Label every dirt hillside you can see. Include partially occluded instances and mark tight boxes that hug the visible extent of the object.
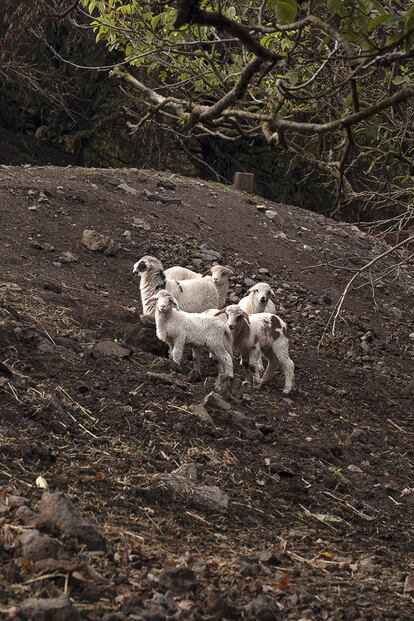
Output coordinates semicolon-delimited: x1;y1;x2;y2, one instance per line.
0;164;413;621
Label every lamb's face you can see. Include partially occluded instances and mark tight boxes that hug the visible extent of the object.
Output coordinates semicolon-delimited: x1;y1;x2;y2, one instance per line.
210;265;232;285
133;255;163;275
225;305;248;332
248;282;274;305
154;290;177;313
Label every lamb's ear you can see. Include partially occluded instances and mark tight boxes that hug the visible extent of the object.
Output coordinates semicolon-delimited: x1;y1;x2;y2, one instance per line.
171;296;179;309
243;313;250;324
214;308;227;316
202;268;212;277
147;295;157;303
270;288;275;298
223;267;234;276
247;286;258;294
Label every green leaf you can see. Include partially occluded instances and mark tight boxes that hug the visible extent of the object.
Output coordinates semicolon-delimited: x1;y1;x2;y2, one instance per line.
368;14;403;32
272;0;297;25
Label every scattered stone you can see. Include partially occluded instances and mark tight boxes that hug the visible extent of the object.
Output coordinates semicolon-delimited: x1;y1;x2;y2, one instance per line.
348;464;363;474
132;217;145;228
16;505;40;526
17;594;80;621
156;179;177;191
92;340;130;359
37;192;49;203
203;392;232;412
60;251;79;263
234;171;255;193
0;501;7;515
41;281;62;294
244;277;256;288
38;491;107;551
28;205;39;211
117;182;137;195
159;566;197;592
160;474;229;513
173;463;198;481
123;230;132;239
404;574;414;593
7;495;29;508
19;529;58;561
274;231;287;240
30;241;55;252
258;268;269;275
188;403;214;426
265;209;278;221
256;205;267;213
82;229;119;256
409;333;414;341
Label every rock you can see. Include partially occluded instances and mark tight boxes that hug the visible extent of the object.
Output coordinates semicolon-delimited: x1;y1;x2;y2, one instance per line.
156;179;177;191
265;209;279;221
244;277;256;288
188;403;214;426
28;205;39;211
103;614;126;621
60;251;79;263
7;495;29;508
38;491;107;551
117;182;137;195
348;464;363;474
203;392;232;411
409;333;414;341
19;529;58;561
256;205;267;213
92;340;131;359
0;501;7;515
41;282;62;294
82;229;119;256
274;231;287;240
30;241;55;252
17;594;80;621
158;566;197;592
123;230;132;239
132;217;145;228
15;505;40;526
160;474;229;513
258;268;269;275
173;463;198;481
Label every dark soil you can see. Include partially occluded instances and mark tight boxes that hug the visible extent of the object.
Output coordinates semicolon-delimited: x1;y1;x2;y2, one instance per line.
0;164;413;620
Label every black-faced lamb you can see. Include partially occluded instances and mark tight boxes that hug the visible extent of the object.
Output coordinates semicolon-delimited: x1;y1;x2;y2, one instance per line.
133;256;219;315
150;290;233;378
216;304;294;394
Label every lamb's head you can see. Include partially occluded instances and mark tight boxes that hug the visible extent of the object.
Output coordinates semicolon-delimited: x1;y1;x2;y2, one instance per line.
150;289;179;314
247;282;274;307
216;304;249;334
133;255;164;276
204;265;233;286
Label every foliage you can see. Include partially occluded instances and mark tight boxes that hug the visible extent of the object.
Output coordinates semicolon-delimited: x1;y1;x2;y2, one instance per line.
77;1;414;223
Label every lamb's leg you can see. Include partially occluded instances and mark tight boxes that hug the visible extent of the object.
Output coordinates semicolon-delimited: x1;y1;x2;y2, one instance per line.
272;338;295;394
257;351;277;388
188;348;202;380
171;338;185;368
248;346;262;385
214;346;233;378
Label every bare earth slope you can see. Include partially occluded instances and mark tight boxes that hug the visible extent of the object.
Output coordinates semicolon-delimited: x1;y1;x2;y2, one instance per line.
0;165;413;620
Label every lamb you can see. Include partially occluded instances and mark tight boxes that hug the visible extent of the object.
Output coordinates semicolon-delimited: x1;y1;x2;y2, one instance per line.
150;289;233;378
132;256;219;315
215;305;294;394
239;282;276;314
204;265;233;308
164;266;202;281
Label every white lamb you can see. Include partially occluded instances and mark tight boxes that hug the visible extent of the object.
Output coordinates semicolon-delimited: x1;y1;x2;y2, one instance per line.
133;256;219;315
204;265;233;308
215;305;294;394
239;282;276;314
164;266;202;281
150;290;233;378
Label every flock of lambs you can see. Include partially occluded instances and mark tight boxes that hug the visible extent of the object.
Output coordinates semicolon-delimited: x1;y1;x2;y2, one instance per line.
133;256;295;395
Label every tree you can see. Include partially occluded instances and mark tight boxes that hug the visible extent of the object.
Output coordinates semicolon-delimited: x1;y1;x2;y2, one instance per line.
68;0;414;227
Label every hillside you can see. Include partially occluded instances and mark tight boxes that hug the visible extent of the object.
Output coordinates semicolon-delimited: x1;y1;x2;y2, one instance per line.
0;164;413;620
